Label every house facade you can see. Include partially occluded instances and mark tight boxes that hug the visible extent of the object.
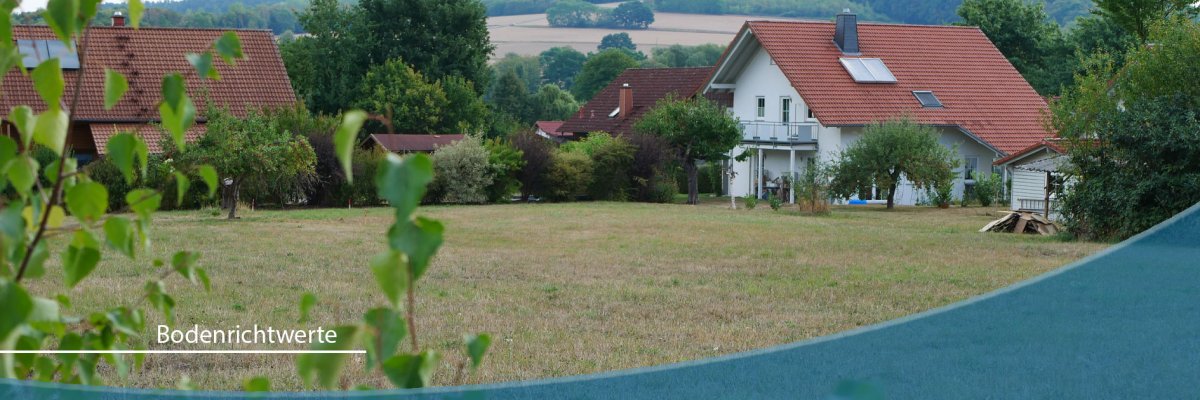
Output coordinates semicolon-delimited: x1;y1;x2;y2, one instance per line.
705;12;1052;205
1;18;296;161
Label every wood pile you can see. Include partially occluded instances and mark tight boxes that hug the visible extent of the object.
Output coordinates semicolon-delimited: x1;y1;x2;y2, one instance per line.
980;212;1060;235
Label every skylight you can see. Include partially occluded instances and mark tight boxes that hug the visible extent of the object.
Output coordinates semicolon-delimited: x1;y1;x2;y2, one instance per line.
609;107;620;118
17;39;80;69
913;91;943;108
839;58;896;83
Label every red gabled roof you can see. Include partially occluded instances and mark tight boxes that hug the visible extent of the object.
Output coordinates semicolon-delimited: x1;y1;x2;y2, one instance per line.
993;139;1065;166
2;25;296;121
535;120;567;137
741;20;1052;154
560;67;715;136
370;134;464;153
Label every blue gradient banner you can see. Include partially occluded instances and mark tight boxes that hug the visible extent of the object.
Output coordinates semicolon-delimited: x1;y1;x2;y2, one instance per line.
5;203;1199;399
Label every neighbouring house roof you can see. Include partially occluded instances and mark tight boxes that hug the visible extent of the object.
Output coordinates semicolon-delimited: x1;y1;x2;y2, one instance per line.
90;123;206;155
1016;154;1071;173
560;67;720;136
2;25;296;152
994;139;1065;166
370;134;465;153
535;120;567;138
711;20;1052;155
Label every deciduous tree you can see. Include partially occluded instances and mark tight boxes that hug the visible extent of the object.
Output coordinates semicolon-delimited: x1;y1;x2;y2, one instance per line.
634;96;741;205
828;118;958;209
572;49;638;102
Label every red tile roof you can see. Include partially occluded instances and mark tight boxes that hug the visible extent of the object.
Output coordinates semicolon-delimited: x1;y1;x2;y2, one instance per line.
739;20;1052;154
3;25;296;121
993;139;1065;166
535;120;567;137
370;134;465;153
90;123;206;155
560;67;715;136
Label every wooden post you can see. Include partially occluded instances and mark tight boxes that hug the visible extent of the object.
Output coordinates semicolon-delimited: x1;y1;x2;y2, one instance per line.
1044;171;1052;220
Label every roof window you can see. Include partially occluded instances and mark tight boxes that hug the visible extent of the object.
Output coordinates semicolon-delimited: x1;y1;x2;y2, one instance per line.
839;58;896;83
913;91;943;108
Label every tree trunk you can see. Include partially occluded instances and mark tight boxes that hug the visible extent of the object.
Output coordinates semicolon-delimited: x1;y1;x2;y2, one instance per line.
886;182;897;209
227;181;240;219
685;159;699;205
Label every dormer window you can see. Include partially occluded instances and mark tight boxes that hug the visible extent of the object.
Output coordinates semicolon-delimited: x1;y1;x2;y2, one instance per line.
913;91;943;108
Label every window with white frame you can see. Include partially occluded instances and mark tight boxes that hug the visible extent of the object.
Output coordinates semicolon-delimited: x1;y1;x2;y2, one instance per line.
781;97;792;123
964;157;979;181
756;97;766;119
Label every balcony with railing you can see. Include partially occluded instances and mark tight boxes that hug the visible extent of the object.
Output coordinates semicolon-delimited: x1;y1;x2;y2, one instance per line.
740;121;818;144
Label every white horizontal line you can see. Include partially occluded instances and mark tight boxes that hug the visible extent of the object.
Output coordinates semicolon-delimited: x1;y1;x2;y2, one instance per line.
0;350;366;354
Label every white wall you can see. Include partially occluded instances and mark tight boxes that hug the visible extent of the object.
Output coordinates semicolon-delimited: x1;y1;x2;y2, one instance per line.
1006;149;1059;211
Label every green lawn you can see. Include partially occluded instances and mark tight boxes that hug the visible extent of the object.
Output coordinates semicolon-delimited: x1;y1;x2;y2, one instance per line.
27;200;1105;390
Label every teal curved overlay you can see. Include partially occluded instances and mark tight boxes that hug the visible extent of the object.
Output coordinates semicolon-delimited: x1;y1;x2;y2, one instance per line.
5;203;1200;399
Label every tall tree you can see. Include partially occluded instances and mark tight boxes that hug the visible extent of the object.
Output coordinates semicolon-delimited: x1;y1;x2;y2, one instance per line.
958;0;1068;94
572;49;638;102
489;70;534;124
357;0;494;91
828;118;959;209
634;96;741;205
439;76;491;134
357;59;450;134
492;53;542;93
539;46;587;89
599;32;637;52
608;1;655;29
531;84;580;121
1093;0;1199;42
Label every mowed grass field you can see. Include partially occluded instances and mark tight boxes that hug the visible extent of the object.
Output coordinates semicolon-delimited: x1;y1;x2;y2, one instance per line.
487;12;801;59
27;200;1105;390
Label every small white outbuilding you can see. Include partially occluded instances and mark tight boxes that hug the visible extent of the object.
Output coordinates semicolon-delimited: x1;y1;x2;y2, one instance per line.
994;141;1070;220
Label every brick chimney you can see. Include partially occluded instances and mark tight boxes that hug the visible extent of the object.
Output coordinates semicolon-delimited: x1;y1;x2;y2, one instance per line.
834;9;858;54
112;11;126;27
618;83;633;119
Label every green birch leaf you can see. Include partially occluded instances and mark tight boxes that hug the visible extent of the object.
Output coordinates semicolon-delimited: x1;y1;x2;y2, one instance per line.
44;0;78;47
375;153;434;219
33;108;68;155
386;216;443;281
144;281;175;325
6;156;37;197
128;0;144;28
197;165;218;197
0;2;14;44
185;52;219;80
63;230;101;288
214;31;243;65
298;293;316;324
171;251;200;284
381;351;440;389
0;280;33;362
464;333;491;369
194;267;211;291
296;325;359;389
31;58;64;108
7;106;35;148
105;133;143;185
370;250;407;308
362;307;407;369
173;171;190;207
243;376;270;392
334;110;366;183
102;217;135;258
103;69;128;110
126;189;161;222
65;181;108;223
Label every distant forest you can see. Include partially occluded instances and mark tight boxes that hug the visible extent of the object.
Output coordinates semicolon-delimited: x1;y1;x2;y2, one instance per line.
11;0;1096;34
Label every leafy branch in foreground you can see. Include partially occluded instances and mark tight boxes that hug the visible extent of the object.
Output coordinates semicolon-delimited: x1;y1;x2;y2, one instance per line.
0;0;240;384
289;113;491;390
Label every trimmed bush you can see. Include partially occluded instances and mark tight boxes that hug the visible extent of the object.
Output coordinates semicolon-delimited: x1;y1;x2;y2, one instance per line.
649;179;678;204
431;136;493;204
484;137;525;203
972;171;1002;207
626;133;674;202
571;133;634;201
543;150;594;201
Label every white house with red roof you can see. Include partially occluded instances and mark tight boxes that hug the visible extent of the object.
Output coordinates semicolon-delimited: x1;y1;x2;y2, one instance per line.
705;11;1052;205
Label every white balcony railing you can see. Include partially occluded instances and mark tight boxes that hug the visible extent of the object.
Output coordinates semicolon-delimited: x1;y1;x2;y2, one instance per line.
740;121;818;143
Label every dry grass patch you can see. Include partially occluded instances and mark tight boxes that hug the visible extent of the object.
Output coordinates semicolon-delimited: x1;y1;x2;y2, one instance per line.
27;200;1104;390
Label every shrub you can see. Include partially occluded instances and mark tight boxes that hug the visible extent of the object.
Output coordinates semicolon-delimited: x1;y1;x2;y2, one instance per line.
794;162;832;214
511;130;555;200
743;195;758;210
972;171;1002;207
626;133;674;202
697;163;723;195
578;133;635;201
649;179;678;204
768;193;782;211
484;137;525;203
543;150;594;201
431;136;493;204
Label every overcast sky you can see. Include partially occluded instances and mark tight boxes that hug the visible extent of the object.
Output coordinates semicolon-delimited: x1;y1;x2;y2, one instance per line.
16;0;150;13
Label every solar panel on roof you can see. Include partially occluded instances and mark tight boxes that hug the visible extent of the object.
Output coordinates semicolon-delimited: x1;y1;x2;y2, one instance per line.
17;39;79;69
839;58;897;83
913;91;943;108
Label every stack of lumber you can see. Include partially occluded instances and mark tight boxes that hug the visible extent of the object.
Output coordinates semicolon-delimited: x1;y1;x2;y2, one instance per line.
980;212;1060;235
